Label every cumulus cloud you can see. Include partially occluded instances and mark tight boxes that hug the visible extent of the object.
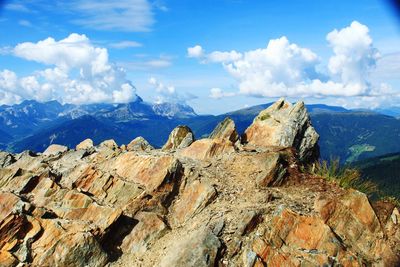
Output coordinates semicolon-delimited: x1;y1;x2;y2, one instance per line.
209;88;236;99
187;45;242;63
187;45;205;58
148;77;196;104
0;34;137;105
189;21;389;102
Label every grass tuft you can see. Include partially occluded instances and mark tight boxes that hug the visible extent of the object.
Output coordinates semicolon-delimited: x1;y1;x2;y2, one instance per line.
307;158;378;197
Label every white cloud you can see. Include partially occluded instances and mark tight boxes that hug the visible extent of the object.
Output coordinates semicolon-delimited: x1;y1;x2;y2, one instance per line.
0;34;138;105
209;88;236;99
327;21;380;95
187;45;242;63
148;77;196;104
5;0;155;32
187;45;205;58
109;41;143;49
190;21;392;103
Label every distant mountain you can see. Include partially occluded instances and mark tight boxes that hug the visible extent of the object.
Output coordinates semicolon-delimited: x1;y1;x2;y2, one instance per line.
3;99;400;164
353;152;400;199
10;115;126;152
0;98;197;149
373;107;400;117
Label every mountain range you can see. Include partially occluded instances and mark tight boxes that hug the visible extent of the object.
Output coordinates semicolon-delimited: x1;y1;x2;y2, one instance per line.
1;98;400;163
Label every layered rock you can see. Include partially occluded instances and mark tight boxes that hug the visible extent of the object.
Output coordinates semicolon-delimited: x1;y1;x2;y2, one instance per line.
209;117;239;143
243;98;319;163
126;136;154;151
162;126;194;150
0;99;398;267
76;138;94;150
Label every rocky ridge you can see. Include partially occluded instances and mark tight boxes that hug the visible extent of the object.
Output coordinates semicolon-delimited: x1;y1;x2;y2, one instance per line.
0;99;399;267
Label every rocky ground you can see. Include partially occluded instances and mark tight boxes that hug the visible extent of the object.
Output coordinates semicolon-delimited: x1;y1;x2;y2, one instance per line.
0;99;399;267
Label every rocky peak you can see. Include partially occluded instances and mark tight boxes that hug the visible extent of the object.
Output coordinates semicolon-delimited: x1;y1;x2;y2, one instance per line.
243;98;319;163
0;99;398;267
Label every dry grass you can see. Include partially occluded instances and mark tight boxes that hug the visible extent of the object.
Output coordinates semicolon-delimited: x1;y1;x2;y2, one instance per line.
307;158;378;197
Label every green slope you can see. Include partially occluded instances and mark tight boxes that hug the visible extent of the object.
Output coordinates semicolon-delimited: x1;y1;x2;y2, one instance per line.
352;153;400;199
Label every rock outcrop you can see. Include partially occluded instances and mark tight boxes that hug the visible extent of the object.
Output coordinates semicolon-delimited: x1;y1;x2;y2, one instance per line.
162;125;194;150
126;136;154;152
76;138;94;150
0;99;398;267
209;117;240;143
243;98;319;163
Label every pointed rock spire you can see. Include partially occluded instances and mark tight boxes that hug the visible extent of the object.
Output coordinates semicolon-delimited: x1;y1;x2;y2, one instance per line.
243;98;319;163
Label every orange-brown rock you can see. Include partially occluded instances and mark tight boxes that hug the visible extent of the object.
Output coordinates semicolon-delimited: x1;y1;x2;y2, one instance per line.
43;144;68;156
178;138;235;160
0;98;398;267
126;136;154;151
243;98;319;162
121;212;167;254
114;152;181;192
76;138;94;150
209;117;239;143
170;180;216;226
314;190;399;265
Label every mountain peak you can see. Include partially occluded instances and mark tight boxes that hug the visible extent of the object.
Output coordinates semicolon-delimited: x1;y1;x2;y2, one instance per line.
0;99;398;266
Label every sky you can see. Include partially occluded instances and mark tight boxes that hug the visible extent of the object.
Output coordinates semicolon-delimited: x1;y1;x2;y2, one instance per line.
0;0;399;114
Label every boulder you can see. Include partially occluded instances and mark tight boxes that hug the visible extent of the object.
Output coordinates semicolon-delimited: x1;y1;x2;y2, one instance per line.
127;136;154;152
43;144;68;156
162;126;194;150
178;139;235;161
0;152;15;168
243;98;319;163
161;227;221;267
170;180;216;226
99;139;118;150
75;138;94;150
221;150;292;187
30;219;108;267
121;212;167;254
209;117;239;143
114;152;182;193
314;190;399;265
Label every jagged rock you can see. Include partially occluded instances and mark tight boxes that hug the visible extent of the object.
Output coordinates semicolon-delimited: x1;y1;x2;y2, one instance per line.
178;138;235;160
243;98;319;163
121;212;167;254
0;250;18;267
209;117;239;143
221;149;294;187
43;144;68;156
0;100;399;267
30;219;108;267
0;152;15;168
171;180;216;226
160;227;221;267
314;190;399;265
127;136;154;151
75;138;94;150
113;152;182;193
99;139;118;150
162;126;194;150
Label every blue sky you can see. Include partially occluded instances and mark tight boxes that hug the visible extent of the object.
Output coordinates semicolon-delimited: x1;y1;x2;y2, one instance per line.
0;0;399;114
